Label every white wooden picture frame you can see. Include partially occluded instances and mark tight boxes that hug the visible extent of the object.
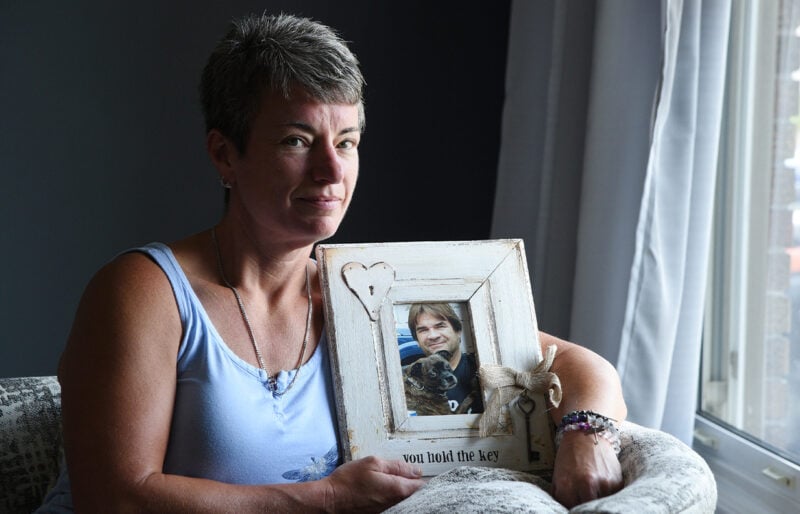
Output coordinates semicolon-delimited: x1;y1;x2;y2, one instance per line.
316;239;555;477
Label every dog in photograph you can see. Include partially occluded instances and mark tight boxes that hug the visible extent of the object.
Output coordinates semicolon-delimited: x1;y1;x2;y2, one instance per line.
403;350;458;416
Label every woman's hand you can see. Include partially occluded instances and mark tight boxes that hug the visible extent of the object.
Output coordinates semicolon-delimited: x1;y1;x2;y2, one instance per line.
322;456;425;513
550;431;623;508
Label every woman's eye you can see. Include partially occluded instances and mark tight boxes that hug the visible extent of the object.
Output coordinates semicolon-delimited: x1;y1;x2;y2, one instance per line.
284;136;305;147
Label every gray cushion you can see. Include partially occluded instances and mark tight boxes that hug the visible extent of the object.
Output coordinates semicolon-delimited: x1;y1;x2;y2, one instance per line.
0;376;62;513
387;422;717;513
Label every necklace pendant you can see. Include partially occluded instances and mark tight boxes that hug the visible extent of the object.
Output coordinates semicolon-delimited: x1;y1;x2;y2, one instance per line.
267;376;278;392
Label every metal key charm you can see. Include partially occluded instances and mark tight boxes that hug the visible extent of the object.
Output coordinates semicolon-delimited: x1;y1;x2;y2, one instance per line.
517;392;540;462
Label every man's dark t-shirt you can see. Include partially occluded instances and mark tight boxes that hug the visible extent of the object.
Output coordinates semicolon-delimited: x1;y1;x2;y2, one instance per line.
446;353;484;414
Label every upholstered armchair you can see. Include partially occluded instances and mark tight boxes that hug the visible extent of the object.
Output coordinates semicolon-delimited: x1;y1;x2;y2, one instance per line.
0;376;716;513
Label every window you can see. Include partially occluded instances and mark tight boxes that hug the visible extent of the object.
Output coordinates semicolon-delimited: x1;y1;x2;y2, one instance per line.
698;0;800;512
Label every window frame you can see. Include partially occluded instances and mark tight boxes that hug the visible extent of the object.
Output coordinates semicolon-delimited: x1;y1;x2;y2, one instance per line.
696;0;800;511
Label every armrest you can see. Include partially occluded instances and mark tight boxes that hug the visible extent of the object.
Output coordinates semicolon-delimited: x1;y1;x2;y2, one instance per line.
572;421;716;513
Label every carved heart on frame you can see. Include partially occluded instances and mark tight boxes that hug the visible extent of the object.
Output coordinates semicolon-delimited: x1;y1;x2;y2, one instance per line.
341;261;395;321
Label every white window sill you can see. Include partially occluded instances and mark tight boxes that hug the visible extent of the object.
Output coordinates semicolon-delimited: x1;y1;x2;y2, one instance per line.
693;415;800;513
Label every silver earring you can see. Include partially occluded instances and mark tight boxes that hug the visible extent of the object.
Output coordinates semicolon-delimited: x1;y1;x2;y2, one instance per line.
219;177;232;189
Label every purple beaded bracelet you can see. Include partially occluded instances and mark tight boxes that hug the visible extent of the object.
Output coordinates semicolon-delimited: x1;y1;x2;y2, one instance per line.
554;410;621;454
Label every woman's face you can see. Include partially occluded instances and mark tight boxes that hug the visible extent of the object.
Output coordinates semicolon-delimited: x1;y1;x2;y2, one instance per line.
226;88;361;247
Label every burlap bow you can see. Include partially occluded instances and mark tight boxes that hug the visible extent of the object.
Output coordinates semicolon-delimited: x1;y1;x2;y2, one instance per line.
478;344;562;437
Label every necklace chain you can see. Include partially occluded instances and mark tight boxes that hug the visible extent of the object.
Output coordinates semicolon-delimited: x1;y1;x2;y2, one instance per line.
211;227;312;396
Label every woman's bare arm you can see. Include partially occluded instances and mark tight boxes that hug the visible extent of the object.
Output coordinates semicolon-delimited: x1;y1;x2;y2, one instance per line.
541;332;626;422
540;332;627;508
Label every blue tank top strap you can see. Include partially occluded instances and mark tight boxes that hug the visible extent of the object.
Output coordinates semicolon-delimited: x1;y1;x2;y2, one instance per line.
125;242;193;325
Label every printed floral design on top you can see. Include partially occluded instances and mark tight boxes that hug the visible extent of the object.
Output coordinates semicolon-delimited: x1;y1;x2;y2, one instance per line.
281;445;339;482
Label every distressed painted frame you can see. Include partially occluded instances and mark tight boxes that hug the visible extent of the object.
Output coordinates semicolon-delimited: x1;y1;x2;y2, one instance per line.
316;240;555;476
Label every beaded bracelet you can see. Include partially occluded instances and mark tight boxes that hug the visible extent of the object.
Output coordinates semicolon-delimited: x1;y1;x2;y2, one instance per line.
554;410;621;455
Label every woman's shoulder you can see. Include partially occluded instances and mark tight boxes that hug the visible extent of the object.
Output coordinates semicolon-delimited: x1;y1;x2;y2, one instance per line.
90;245;175;297
73;238;200;335
91;230;207;293
59;243;186;387
79;233;214;329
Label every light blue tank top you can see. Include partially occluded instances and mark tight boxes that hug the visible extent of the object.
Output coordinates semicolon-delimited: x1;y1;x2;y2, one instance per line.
38;243;339;511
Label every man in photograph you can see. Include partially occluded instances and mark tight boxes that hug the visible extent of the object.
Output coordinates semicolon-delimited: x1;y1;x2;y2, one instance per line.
406;303;484;414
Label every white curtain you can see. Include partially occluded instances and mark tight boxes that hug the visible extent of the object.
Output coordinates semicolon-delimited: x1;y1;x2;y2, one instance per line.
493;0;731;443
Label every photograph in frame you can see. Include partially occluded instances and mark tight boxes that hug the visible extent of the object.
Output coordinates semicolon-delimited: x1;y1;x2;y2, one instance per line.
316;240;556;477
396;302;484;416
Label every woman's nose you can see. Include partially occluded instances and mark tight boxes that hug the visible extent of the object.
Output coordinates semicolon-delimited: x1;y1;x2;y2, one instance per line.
311;144;344;183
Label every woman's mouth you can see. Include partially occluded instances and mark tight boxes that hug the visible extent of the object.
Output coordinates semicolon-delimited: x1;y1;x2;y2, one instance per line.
299;195;342;211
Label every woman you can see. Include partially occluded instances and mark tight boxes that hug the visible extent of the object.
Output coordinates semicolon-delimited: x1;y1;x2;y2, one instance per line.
42;13;625;512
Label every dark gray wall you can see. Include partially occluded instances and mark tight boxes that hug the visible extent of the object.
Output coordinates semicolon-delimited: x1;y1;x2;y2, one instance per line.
0;1;510;377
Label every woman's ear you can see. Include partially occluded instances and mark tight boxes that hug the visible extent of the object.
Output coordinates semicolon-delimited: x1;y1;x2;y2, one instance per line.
206;129;238;186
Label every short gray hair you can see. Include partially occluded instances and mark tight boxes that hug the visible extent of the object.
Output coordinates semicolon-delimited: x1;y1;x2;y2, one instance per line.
200;13;365;153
